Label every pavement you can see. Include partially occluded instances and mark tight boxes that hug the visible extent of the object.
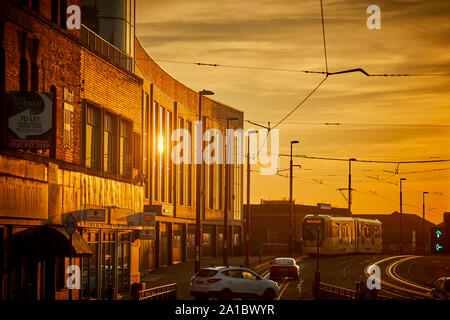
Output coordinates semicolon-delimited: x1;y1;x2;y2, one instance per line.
140;255;276;300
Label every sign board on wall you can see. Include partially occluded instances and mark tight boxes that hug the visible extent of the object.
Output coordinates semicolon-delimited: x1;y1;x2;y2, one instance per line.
83;209;106;222
140;212;156;226
7;91;53;149
139;229;156;240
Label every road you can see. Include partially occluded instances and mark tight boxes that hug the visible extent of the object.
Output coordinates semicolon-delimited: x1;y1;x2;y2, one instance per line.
142;254;450;300
260;254;450;300
365;255;450;299
257;254;384;300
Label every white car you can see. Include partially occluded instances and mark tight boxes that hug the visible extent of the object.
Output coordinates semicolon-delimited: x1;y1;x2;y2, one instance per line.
190;266;279;300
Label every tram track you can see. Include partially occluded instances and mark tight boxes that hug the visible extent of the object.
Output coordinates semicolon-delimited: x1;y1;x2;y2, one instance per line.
367;255;432;299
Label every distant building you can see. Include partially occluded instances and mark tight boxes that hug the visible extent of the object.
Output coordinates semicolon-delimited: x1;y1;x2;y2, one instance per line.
245;200;349;255
354;212;436;255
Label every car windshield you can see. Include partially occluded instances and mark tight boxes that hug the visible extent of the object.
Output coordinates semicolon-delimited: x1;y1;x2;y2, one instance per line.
274;258;295;265
196;269;218;277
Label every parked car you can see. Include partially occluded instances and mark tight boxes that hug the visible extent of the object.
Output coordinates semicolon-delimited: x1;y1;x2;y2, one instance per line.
270;257;299;280
190;266;279;300
431;277;450;300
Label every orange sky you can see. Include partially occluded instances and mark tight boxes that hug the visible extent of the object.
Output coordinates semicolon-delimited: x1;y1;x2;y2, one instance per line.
136;0;450;224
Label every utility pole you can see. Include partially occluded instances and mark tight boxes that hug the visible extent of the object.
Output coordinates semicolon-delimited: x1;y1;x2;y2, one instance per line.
348;158;356;215
246;130;257;266
289;140;299;256
422;191;428;255
224;116;238;266
195;89;214;274
399;178;406;255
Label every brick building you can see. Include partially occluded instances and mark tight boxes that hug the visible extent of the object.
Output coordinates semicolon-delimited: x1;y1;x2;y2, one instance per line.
0;0;244;301
245;200;349;255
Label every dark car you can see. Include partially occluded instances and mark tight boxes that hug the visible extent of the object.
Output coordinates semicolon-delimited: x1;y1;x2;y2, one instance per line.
270;258;299;280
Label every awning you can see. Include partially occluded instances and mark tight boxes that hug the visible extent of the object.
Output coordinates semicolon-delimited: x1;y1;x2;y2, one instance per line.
13;225;92;260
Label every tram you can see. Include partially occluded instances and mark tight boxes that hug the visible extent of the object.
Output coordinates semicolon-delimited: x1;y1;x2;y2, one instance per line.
302;215;382;255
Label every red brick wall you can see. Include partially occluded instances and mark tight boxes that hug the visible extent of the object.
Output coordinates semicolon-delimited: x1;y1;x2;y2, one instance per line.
1;0;82;164
81;47;143;179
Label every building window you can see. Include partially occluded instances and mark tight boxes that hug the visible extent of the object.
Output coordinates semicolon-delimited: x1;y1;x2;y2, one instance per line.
119;118;132;178
63;102;73;149
85;104;101;169
216;164;222;210
118;232;130;293
177;117;184;206
60;0;67;29
51;0;58;24
104;112;117;173
31;0;39;12
81;230;99;300
30;63;38;91
186;121;192;206
19;58;28;91
152;102;159;201
166;110;173;204
144;93;149;199
101;231;115;299
159;105;165;202
133;132;141;170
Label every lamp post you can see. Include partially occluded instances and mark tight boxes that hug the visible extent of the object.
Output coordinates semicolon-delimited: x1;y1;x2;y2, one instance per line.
289;140;299;256
348;158;356;215
246;130;257;266
224;116;239;266
422;191;428;255
195;89;214;274
399;178;406;255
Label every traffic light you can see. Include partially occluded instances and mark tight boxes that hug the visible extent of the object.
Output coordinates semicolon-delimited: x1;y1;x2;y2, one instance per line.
430;226;447;254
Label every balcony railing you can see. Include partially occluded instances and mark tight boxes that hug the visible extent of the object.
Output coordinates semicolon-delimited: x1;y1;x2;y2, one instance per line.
81;25;134;73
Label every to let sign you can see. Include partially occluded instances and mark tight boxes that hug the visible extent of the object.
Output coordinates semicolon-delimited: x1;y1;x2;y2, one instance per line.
7;91;53;149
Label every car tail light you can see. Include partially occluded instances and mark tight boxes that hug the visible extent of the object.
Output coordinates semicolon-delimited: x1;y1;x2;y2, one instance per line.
207;278;222;283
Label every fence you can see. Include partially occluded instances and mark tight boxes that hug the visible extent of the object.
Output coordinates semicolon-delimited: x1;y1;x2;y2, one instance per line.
138;283;177;301
315;281;377;300
81;25;135;73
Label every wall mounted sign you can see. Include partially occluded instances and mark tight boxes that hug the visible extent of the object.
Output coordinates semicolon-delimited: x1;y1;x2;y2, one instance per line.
140;212;156;226
7;91;52;149
138;229;156;240
83;209;106;222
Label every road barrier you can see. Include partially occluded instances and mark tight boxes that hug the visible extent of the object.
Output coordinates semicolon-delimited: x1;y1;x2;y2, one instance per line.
138;283;177;300
314;281;377;300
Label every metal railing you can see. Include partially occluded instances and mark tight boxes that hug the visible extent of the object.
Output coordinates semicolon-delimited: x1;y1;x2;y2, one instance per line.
317;282;356;300
138;283;177;300
315;281;378;300
81;25;135;73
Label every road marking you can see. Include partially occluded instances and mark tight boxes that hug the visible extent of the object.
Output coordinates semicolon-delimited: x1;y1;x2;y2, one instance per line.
368;255;431;299
388;256;432;293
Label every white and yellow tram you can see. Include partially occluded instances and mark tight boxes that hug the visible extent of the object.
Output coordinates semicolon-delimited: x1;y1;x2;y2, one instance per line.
302;215;382;255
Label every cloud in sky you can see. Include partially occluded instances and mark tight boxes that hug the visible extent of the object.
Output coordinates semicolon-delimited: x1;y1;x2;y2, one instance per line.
136;0;450;223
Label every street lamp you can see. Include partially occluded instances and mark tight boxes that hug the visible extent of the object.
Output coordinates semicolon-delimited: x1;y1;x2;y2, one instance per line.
246;130;258;266
195;89;214;274
399;178;406;255
348;158;357;215
422;192;429;255
224;116;239;266
289;140;299;256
